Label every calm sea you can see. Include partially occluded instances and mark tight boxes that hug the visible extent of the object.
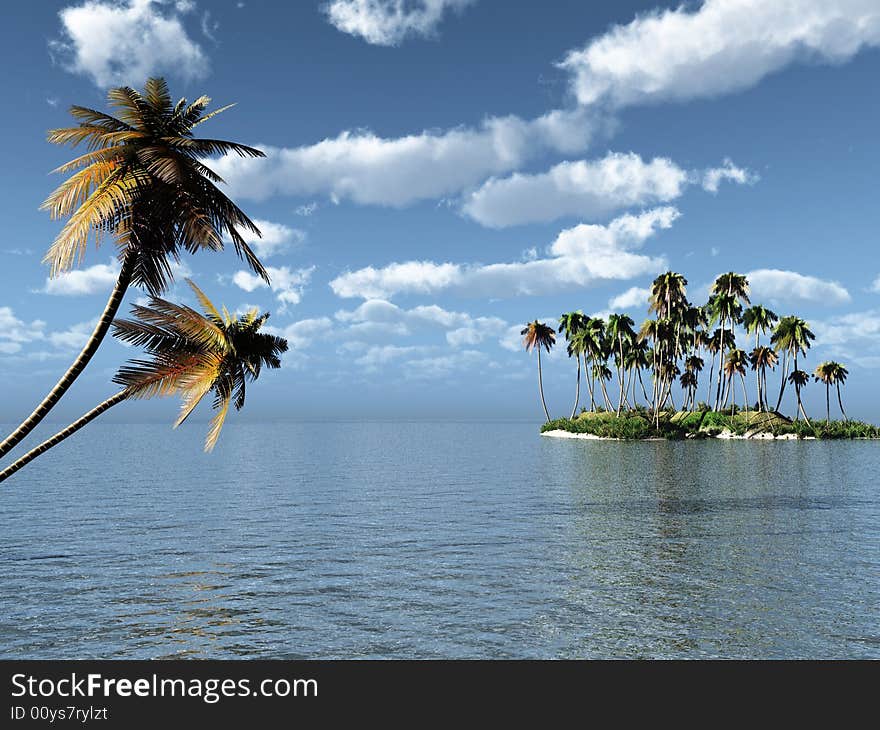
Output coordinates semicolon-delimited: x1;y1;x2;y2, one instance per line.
1;421;877;659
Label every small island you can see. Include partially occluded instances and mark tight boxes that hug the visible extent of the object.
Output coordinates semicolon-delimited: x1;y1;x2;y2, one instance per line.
522;270;880;441
541;409;880;441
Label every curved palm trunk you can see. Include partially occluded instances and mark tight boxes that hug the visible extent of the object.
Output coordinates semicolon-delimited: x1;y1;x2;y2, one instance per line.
0;252;135;460
714;322;726;410
584;353;596;411
0;392;127;484
570;357;581;420
836;383;848;422
740;373;750;424
536;348;550;423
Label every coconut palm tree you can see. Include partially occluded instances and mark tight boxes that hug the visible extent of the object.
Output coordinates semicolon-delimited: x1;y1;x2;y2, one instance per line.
0;281;287;484
723;349;749;413
813;361;849;423
607;313;636;414
787;369;811;423
0;78;268;461
743;304;778;410
582;317;609;411
558;311;587;419
683;354;704;411
771;316;815;413
748;346;778;412
522;320;556;422
624;339;651;407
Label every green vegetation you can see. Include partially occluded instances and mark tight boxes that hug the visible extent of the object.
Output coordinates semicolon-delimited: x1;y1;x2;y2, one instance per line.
523;268;877;440
541;410;880;440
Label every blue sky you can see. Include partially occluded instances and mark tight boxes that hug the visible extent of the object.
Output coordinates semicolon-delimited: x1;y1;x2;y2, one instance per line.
2;0;880;426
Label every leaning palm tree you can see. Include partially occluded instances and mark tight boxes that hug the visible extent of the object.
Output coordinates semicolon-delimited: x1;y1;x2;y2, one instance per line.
607;313;635;415
771;316;815;414
787;369;811;423
0;281;287;484
813;361;849;423
522;320;555;422
558;311;587;419
0;78;268;461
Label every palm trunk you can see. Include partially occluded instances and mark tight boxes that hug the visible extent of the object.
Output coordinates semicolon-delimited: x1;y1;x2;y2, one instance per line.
537;348;550;423
570;357;581;420
775;353;789;412
836;383;848;422
825;383;831;424
740;373;750;424
0;392;127;484
584;354;596;411
0;252;135;461
715;322;726;410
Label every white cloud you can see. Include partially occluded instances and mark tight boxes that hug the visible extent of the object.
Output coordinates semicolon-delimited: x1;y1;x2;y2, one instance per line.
212;108;598;207
747;269;851;306
870;274;880;293
294;202;319;217
48;319;98;350
0;307;47;354
355;344;429;369
702;159;758;193
402;349;489;379
462;153;755;227
812;309;880;368
41;261;119;296
224;219;305;259
463;153;687;227
560;0;880;108
324;0;474;46
51;0;208;88
335;299;507;345
330;206;678;300
232;265;316;309
266;317;334;350
608;286;650;311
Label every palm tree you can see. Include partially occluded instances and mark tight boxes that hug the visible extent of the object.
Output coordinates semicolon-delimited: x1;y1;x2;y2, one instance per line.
522;320;556;422
813;361;849;423
787;369;811;423
743;304;778;410
723;349;749;413
624;339;651;407
607;313;636;415
748;346;778;412
582;317;609;411
558;311;587;419
683;354;704;411
0;281;287;483
771;316;815;414
709;273;749;410
0;78;268;461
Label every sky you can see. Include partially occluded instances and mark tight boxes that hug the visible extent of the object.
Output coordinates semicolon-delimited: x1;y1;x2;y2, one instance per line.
1;0;880;427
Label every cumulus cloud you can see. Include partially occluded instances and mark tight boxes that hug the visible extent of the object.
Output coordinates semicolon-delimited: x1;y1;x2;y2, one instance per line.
462;154;755;227
232;265;316;309
324;0;474;46
266;317;334;350
51;0;208;88
41;261;119;296
224;219;305;259
402;349;489;379
330;206;678;300
48;319;99;350
211;108;598;207
746;269;851;306
0;307;47;355
812;309;880;368
463;153;681;227
608;286;650;311
335;299;507;345
559;0;880;108
870;274;880;293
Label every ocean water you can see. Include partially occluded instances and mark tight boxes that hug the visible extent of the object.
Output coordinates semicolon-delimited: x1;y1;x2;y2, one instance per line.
0;421;877;659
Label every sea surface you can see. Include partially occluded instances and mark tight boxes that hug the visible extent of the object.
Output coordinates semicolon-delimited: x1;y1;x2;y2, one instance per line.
1;421;878;659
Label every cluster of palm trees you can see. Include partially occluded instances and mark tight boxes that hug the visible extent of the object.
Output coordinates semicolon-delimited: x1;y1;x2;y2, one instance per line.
522;270;850;426
0;79;287;484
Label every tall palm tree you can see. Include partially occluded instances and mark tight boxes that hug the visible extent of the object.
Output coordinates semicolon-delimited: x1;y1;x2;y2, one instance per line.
748;346;778;412
723;348;748;413
522;320;556;422
709;273;750;411
607;313;636;415
813;361;849;423
787;369;811;423
582;317;608;411
771;316;815;414
683;354;704;411
743;304;778;410
558;311;587;419
0;78;268;461
0;281;287;484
